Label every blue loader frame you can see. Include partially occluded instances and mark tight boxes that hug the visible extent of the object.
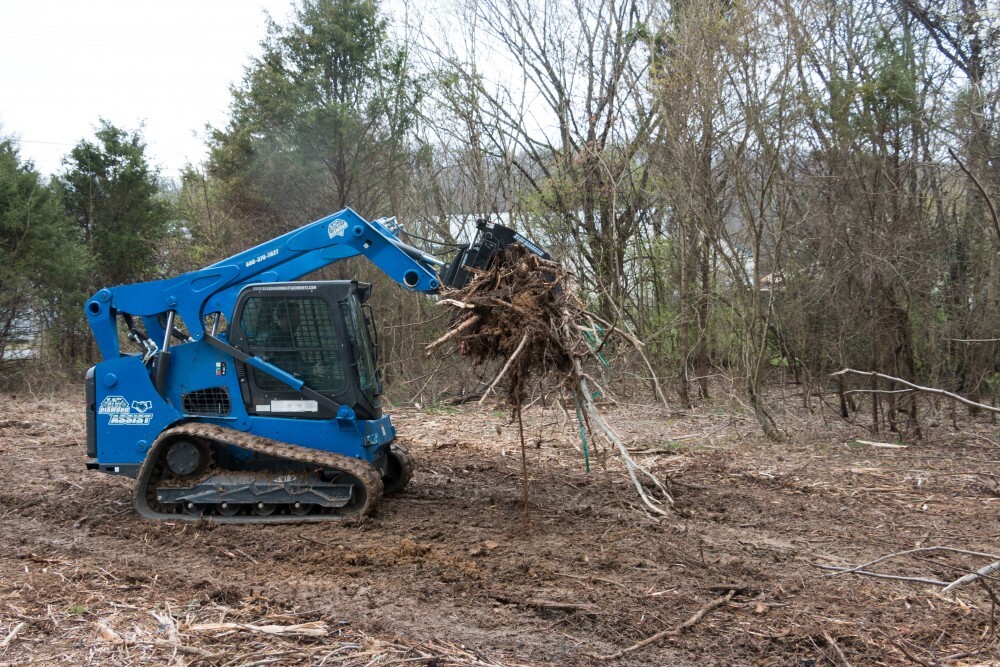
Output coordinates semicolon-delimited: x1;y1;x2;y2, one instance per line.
84;208;443;477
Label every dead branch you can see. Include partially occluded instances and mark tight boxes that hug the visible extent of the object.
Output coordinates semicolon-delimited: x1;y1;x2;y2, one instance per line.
524;598;598;613
943;559;1000;592
0;622;25;649
832;369;1000;414
893;639;933;667
582;313;670;409
515;391;531;526
821;546;1000;577
843;388;915;396
854;440;907;449
438;298;475;309
813;564;950;586
823;631;852;667
478;332;530;406
592;589;735;660
815;546;1000;591
144;639;221;659
426;315;480;355
187;621;329;637
578;367;672;513
948;146;1000;246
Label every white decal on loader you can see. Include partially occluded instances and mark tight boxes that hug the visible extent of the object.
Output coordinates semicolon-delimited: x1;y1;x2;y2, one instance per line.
271;400;318;412
327;220;348;239
98;396;130;414
99;395;154;426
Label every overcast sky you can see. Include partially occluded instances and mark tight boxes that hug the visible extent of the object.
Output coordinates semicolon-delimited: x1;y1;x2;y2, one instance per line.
0;0;300;179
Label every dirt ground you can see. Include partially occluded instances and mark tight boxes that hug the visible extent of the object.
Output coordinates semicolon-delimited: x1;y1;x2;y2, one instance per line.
1;387;998;666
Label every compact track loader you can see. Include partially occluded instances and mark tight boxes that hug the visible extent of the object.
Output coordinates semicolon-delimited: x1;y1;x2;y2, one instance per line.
84;209;547;523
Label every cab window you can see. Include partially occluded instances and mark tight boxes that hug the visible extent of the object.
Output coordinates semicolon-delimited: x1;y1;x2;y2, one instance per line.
241;296;347;393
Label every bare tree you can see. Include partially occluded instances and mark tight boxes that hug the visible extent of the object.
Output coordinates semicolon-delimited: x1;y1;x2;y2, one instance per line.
430;0;657;320
649;0;800;437
649;0;733;406
900;0;1000;407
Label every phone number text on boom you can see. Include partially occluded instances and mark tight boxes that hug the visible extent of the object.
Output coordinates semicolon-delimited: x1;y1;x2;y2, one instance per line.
245;249;279;268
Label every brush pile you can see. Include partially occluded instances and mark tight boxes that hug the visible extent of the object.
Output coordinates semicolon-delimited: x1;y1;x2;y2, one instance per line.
427;245;579;399
427;244;673;517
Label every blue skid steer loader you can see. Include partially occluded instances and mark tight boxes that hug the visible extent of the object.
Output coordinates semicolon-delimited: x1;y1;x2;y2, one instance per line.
84;209;548;523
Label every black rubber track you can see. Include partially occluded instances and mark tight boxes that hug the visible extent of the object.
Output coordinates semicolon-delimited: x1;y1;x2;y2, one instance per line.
382;443;414;495
135;423;384;524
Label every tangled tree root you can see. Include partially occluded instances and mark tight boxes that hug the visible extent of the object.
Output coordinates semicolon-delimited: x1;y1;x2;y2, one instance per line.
427;245;672;518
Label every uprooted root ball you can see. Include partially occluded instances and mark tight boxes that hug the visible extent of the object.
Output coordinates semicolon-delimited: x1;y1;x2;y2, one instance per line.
427;242;674;516
428;244;585;399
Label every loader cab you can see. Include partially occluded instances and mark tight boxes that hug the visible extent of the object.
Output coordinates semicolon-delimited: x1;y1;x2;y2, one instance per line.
229;281;382;420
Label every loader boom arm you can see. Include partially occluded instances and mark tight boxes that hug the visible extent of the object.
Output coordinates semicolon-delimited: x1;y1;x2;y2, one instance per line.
86;208;442;360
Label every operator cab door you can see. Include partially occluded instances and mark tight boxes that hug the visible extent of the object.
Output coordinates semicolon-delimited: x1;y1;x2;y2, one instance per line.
229;281;382;420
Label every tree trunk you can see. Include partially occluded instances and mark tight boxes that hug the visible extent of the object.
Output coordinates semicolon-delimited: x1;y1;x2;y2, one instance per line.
696;236;711;398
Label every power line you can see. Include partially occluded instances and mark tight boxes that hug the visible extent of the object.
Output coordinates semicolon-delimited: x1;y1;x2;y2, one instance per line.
17;139;75;147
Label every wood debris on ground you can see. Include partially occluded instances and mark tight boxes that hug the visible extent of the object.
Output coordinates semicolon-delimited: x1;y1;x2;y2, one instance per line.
6;594;516;666
2;393;1000;665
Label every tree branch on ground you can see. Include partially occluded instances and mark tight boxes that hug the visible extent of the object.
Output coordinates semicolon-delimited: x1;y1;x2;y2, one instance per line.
832;369;1000;415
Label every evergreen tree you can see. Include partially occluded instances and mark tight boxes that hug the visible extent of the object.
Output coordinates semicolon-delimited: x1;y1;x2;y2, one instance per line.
207;0;421;231
0;136;87;372
58;120;169;289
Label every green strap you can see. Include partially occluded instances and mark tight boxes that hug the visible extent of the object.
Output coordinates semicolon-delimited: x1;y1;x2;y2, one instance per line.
574;395;591;473
582;326;610;369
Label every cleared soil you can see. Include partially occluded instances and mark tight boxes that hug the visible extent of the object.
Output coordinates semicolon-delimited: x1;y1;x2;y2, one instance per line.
0;389;998;666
